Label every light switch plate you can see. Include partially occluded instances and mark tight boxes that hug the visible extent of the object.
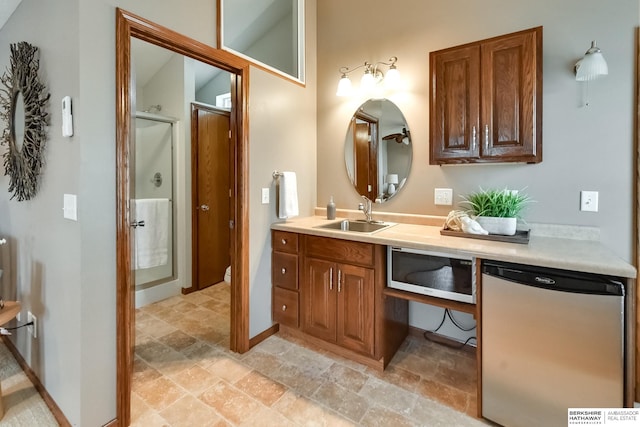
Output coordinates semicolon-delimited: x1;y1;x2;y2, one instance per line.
580;190;598;212
63;194;78;220
434;188;453;206
261;188;269;204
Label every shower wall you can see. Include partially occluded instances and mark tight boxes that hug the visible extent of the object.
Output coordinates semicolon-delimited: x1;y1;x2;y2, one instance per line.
133;48;194;308
134;115;174;289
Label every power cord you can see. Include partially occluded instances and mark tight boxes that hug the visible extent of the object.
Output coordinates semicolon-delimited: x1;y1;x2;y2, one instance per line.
1;321;34;335
423;308;476;349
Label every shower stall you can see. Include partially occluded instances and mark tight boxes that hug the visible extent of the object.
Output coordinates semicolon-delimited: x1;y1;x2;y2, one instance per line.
134;112;176;292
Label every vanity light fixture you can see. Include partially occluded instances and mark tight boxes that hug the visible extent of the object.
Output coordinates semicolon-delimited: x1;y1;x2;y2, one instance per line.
575;41;608;81
336;56;400;97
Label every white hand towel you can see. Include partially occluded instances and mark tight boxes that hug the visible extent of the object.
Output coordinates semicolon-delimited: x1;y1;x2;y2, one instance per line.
133;198;169;269
278;171;299;219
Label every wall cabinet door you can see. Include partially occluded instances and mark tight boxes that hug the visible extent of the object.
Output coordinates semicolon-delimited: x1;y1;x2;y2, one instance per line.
430;44;481;162
302;257;337;343
481;30;541;161
430;27;542;164
336;263;374;356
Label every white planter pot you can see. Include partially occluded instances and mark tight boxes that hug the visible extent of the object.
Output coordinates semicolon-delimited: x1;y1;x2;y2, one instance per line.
476;216;517;236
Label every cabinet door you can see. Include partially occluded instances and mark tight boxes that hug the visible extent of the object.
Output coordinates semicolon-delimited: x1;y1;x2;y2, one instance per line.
481;28;541;162
336;263;375;356
430;44;481;164
302;258;337;343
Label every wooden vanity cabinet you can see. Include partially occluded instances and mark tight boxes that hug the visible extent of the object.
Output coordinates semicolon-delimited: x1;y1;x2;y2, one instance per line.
272;231;299;327
430;26;542;165
303;256;375;356
272;231;408;370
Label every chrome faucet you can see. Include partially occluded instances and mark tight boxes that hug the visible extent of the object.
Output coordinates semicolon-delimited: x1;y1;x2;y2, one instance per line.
359;195;373;223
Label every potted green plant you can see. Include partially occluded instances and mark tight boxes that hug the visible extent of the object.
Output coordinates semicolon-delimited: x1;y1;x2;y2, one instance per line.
460;188;531;235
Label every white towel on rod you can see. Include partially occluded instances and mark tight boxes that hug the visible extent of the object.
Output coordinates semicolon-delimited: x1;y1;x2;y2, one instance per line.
133;198;169;269
278;171;299;219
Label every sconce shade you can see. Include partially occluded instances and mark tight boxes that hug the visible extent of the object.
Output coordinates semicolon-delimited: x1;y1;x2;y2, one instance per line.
384;66;401;89
575;41;608;81
336;75;353;96
360;70;376;93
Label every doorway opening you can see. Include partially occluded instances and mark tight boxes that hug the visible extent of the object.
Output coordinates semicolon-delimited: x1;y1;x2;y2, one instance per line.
116;8;251;426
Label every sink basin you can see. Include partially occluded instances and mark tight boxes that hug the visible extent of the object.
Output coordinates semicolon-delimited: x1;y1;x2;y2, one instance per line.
315;219;395;233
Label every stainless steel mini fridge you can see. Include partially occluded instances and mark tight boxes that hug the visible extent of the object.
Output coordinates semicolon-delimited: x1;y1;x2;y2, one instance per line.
482;261;624;427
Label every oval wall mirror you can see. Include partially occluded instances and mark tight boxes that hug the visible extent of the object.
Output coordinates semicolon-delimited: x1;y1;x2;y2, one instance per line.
344;99;412;203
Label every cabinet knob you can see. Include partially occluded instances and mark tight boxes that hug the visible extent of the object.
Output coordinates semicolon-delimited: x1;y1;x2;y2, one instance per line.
281;238;287;245
281;267;287;274
282;305;287;311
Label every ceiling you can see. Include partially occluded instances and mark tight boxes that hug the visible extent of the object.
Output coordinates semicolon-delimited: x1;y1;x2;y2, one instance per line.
0;0;21;30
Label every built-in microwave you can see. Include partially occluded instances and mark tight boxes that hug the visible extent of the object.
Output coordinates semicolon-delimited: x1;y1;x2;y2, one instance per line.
387;247;476;304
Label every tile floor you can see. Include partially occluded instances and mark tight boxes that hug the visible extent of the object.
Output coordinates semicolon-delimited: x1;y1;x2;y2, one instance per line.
132;282;488;426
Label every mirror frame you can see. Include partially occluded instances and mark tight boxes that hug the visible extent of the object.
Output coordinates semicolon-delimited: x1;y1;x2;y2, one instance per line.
217;0;305;85
116;8;250;425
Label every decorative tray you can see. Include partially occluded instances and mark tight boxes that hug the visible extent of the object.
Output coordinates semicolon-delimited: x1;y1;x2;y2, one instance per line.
440;228;530;244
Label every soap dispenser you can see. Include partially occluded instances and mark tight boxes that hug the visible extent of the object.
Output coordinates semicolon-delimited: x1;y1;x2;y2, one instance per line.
327;196;336;220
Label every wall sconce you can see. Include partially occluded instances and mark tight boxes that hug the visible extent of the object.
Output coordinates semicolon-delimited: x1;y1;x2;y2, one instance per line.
575;41;608;81
336;57;400;97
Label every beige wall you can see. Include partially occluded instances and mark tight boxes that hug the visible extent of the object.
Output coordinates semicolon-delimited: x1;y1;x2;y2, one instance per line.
317;0;638;263
0;0;317;424
249;0;317;336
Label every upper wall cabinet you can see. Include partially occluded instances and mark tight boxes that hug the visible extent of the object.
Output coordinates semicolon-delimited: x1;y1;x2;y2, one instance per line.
429;27;542;165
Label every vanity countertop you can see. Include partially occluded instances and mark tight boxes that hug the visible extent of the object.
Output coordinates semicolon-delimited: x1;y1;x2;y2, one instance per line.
271;216;637;279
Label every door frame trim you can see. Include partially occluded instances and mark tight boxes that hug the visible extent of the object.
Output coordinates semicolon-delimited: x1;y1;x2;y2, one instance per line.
115;8;251;425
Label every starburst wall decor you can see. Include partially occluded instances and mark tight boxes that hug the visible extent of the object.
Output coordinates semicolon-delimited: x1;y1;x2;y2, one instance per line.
0;42;50;201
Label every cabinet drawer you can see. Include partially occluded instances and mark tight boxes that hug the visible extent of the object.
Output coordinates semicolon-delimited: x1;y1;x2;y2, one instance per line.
273;231;299;254
272;252;298;290
273;287;299;327
304;235;374;266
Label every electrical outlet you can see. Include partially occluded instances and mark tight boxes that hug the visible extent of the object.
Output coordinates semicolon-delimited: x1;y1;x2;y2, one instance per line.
261;188;269;204
27;311;37;339
580;190;598;212
434;188;453;206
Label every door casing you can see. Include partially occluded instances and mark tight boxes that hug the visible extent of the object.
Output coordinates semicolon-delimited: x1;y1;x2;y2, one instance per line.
115;8;251;426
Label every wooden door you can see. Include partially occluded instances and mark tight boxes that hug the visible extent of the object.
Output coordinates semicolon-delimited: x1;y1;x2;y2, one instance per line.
352;115;378;200
336;263;374;356
192;104;231;290
430;44;481;164
302;257;337;342
481;28;541;162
